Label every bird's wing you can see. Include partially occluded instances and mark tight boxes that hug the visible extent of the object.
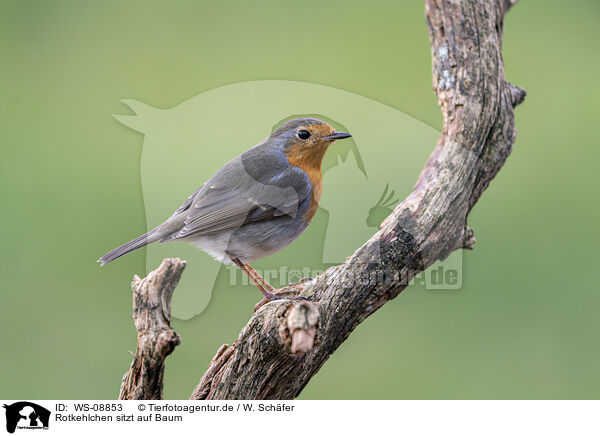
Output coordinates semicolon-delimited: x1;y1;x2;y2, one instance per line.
161;167;310;242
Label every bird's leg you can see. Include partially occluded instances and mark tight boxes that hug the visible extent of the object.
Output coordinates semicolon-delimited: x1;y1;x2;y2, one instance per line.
229;254;307;311
243;263;277;294
246;262;309;311
230;256;278;298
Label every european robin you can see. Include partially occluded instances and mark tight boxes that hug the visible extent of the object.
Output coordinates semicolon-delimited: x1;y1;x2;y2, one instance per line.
99;117;351;310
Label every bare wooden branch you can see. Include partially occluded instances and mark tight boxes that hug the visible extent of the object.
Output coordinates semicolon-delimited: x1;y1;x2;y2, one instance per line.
116;0;525;400
187;0;525;400
119;258;185;400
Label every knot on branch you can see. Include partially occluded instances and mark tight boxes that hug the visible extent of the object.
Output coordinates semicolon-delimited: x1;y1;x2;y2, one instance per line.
280;301;320;356
156;330;182;358
463;226;476;249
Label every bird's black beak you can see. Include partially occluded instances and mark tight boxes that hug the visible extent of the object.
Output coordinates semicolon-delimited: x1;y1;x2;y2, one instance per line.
323;131;352;141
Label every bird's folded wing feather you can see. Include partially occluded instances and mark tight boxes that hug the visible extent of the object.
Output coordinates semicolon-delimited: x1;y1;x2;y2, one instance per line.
161;167;310;241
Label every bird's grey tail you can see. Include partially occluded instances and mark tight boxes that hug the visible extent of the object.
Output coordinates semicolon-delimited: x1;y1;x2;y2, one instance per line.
97;230;162;266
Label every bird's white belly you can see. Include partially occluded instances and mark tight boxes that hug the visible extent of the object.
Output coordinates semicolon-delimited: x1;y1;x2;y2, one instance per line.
191;231;282;264
191;233;234;264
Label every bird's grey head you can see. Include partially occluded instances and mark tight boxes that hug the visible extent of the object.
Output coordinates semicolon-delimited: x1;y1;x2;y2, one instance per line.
269;117;352;152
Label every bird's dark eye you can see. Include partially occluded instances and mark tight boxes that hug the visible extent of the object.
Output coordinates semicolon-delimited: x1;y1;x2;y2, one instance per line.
297;129;311;140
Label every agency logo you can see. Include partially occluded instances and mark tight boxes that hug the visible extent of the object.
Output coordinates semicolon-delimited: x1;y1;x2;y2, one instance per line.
2;402;50;434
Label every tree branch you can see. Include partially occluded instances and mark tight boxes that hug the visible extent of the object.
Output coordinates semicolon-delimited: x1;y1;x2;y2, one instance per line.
188;0;525;400
119;258;185;400
117;0;525;400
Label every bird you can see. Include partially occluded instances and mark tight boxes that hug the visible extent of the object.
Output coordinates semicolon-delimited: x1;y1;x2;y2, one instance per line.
99;117;352;310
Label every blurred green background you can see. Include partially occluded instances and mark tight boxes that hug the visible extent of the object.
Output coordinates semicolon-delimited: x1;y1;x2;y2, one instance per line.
1;0;599;399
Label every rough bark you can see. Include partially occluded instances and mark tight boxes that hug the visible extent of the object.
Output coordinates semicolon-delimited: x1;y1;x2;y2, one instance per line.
119;258;185;400
118;0;525;400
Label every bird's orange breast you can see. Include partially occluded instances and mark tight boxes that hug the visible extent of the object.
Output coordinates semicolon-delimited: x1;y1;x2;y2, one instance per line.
285;145;326;223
